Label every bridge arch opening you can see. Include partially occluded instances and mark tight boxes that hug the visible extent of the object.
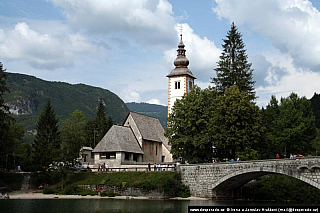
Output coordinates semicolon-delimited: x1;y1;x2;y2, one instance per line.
212;170;320;199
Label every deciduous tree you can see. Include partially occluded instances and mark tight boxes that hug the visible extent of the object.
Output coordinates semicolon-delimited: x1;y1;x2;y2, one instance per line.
165;86;216;163
61;110;87;162
211;85;262;160
275;93;316;157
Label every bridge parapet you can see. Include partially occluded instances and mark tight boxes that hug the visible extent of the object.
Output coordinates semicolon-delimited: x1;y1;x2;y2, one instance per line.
179;157;320;198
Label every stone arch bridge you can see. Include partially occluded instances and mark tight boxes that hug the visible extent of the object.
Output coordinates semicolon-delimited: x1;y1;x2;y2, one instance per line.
179;157;320;199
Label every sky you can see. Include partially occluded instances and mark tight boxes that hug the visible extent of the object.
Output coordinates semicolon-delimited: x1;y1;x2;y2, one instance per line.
1;0;320;107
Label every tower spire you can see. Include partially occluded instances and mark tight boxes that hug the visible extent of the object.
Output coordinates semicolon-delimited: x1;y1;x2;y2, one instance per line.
167;33;196;117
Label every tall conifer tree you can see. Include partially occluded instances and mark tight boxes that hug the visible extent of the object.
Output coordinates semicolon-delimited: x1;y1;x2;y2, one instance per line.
106;116;114;132
33;100;61;170
0;62;14;168
95;99;108;142
212;23;256;101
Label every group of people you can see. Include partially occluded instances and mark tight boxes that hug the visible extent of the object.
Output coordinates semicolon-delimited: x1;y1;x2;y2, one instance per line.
147;163;177;172
98;163;109;172
0;193;9;199
212;158;241;163
276;153;304;159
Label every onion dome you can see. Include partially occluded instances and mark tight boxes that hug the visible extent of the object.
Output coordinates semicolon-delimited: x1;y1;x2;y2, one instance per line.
167;34;196;79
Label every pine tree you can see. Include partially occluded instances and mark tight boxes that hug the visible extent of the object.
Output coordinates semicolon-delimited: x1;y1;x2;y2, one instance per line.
33;100;61;170
0;62;15;168
211;22;256;101
95;99;108;143
0;62;9;112
106;116;114;132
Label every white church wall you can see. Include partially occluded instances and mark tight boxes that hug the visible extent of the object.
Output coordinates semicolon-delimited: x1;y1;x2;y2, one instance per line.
124;114;143;147
168;76;186;114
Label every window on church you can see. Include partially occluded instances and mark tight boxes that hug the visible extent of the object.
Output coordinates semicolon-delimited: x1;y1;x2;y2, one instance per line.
125;153;130;161
175;81;181;89
106;152;116;159
189;81;193;90
133;154;138;162
100;153;106;159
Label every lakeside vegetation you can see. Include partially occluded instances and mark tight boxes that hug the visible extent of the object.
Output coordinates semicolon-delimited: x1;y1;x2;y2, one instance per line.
242;175;320;204
30;171;189;197
0;172;24;192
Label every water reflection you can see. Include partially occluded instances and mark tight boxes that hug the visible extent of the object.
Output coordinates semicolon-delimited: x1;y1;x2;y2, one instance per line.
0;199;307;213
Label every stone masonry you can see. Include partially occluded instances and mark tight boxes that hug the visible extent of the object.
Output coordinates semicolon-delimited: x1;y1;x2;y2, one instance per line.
179;157;320;198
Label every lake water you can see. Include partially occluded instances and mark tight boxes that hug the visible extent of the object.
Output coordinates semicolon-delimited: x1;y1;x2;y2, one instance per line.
0;199;309;213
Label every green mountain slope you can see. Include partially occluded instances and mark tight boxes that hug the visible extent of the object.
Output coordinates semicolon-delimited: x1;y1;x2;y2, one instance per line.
4;72;129;140
126;102;167;129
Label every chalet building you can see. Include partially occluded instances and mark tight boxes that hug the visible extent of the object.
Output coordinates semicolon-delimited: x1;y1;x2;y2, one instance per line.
79;146;94;165
92;112;172;167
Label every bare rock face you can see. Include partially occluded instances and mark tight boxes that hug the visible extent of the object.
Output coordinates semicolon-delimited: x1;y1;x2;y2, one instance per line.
7;99;35;115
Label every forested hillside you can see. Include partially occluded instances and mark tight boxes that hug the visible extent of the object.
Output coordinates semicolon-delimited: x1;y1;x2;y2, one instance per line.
126;102;167;129
4;73;129;141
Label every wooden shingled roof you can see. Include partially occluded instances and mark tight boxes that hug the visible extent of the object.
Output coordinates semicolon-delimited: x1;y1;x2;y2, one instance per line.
128;112;171;150
92;125;143;154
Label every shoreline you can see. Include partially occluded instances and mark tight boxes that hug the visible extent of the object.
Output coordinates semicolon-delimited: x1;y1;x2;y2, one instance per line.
7;189;209;201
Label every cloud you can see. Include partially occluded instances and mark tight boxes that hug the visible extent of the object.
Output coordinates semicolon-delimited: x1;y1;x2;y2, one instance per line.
213;0;320;70
121;88;141;103
164;23;221;82
147;99;162;105
250;54;289;87
48;0;177;48
0;22;103;70
255;53;320;106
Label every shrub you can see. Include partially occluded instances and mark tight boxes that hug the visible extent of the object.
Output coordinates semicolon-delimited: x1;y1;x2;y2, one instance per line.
43;186;55;194
79;190;97;196
64;184;80;195
101;191;119;197
177;184;190;198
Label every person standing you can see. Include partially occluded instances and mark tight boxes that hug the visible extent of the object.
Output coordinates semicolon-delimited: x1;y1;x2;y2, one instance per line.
98;188;101;196
276;154;280;159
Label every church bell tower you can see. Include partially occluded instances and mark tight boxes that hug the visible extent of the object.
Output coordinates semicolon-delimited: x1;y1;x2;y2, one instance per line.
167;34;196;117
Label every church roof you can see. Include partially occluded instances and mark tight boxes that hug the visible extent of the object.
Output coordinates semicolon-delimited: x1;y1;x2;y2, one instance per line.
92;125;143;154
167;67;196;78
127;112;171;150
166;34;196;79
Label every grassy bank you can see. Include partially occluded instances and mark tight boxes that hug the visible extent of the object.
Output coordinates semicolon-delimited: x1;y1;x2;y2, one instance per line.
37;171;190;198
